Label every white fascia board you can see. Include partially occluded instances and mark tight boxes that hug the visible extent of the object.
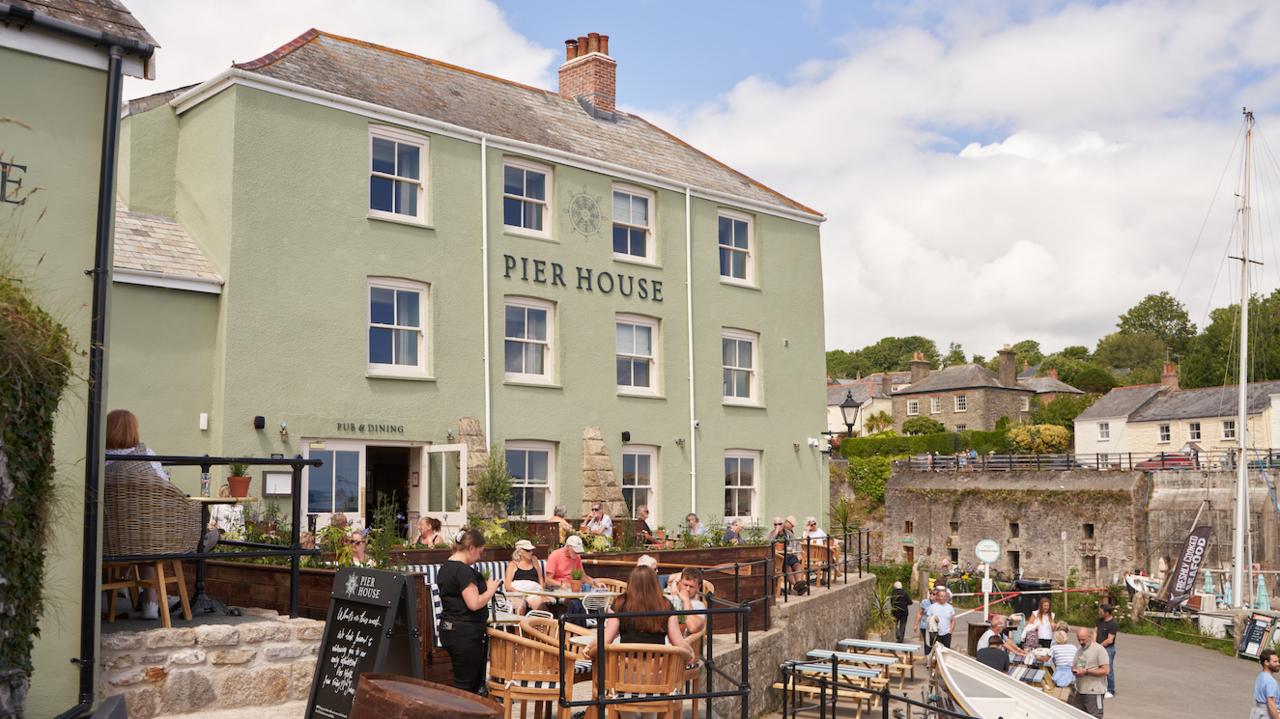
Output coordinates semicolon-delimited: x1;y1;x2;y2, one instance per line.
113;267;223;294
0;24;149;78
171;69;826;226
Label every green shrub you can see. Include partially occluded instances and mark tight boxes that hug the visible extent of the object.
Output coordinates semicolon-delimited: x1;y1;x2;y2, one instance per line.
847;456;893;502
475;443;512;518
902;416;946;435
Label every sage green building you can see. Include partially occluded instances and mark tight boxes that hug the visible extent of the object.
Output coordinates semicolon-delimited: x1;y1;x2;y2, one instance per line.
109;29;829;540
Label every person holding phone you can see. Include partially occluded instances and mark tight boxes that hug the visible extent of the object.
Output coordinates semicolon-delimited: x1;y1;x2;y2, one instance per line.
437;529;500;694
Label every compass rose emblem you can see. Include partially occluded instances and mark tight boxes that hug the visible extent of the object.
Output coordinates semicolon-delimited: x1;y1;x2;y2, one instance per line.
563;187;603;239
345;573;359;597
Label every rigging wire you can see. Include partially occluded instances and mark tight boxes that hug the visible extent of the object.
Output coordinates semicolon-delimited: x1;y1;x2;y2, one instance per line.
1174;120;1246;301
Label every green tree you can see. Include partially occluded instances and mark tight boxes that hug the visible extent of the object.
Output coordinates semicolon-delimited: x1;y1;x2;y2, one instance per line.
1038;354;1118;394
902;416;946;435
1011;340;1044;367
1008;425;1071;454
1032;393;1101;429
1061;345;1090;361
971;354;987;366
863;411;894;435
826;349;870;379
475;444;513;518
941;342;967;367
846;456;893;503
1117;291;1195;354
1180;289;1280;389
1095;332;1166;375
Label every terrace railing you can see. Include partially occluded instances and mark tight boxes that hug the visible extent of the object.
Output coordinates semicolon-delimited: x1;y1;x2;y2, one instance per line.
906;448;1277;473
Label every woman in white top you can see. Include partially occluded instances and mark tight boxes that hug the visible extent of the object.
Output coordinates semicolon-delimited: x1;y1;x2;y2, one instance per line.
1029;597;1056;648
802;517;827;539
104;409;167;620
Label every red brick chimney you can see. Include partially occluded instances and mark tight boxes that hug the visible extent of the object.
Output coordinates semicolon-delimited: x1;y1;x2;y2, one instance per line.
997;345;1016;387
559;32;616;116
1161;361;1179;392
1048;367;1059;380
909;351;931;384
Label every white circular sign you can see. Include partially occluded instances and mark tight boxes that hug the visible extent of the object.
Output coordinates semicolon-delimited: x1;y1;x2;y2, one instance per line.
975;539;1001;564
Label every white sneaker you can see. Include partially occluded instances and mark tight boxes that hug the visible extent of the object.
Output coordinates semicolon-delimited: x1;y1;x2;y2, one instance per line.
141;602;159;620
1104;692;1114;699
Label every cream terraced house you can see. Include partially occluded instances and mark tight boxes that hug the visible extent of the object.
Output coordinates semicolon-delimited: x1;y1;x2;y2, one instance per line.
108;29;828;537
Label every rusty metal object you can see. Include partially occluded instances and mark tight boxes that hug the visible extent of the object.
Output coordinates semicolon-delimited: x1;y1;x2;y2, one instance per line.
348;674;503;719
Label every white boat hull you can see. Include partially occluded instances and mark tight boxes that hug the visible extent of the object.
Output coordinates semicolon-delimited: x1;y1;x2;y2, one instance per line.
933;647;1095;719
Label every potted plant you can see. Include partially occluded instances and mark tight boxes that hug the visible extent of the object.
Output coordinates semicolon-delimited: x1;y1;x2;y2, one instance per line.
568;568;584;592
226;463;251;497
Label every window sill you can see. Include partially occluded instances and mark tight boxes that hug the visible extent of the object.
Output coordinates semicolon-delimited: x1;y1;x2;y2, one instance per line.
503;228;558;243
723;400;766;409
366;372;436;382
614;256;661;270
503;379;564;390
368;213;433;230
719;279;760;291
618;391;666;400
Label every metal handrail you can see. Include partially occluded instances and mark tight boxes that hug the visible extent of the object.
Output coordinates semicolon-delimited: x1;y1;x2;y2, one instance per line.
905;448;1262;473
779;659;980;719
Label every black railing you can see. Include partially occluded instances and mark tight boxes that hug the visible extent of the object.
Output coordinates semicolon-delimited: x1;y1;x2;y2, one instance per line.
779;658;979;719
772;528;872;605
906;449;1267;473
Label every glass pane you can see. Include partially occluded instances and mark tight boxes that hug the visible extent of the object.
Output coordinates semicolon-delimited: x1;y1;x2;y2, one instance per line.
370;176;394;212
527;451;548;483
528;488;546;516
525;171;545;201
737;340;752;369
636;454;650;484
504;166;523;196
736;489;751;517
525;343;544;375
718;216;732;247
444;450;461;512
616;323;634;354
735;369;750;398
722;337;735;367
725;457;738;484
334;451;360;513
734;219;749;249
635;326;651;356
617;357;632;386
635;488;649;513
308;451;334;513
372;138;396;175
394;328;417;366
622;488;636;517
732;250;746;279
429;452;443;513
633;360;649;388
526;309;547;342
506;450;527;480
633;196;648;226
622;454;636;484
724;489;734;518
613;225;629;254
371;288;395;325
613;192;629;222
630;228;646;257
394;179;417;216
505;341;524;373
723;368;733;397
504;197;523;227
396;290;419;328
397;142;419;180
740;458;754;485
525;201;542;231
369;327;393;364
505;305;526;339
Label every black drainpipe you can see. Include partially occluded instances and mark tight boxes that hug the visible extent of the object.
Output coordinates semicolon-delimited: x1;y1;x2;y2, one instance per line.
0;6;154;718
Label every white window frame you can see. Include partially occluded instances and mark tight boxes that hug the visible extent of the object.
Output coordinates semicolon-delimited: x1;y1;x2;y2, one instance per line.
368;125;427;224
1158;424;1171;443
1189;422;1201;441
717;208;754;286
502;157;552;239
722;328;759;405
616;313;658;395
504;296;554;383
1223;420;1236;440
724;449;760;522
954;394;968;413
906;399;919;416
612;183;656;264
620;445;657;520
931;396;941;414
367;278;428;377
1021;396;1030;412
505;440;555;520
1098;422;1110;441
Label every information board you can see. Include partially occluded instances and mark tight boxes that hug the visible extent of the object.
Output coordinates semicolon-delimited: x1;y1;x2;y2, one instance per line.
1238;612;1275;659
305;568;421;719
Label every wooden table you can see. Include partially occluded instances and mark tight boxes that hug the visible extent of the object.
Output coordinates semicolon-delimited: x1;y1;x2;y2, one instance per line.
188;496;258;615
520;587;621;601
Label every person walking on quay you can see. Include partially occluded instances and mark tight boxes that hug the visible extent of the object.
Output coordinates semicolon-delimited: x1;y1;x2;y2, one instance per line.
915;587;935;653
1069;627;1110;717
927;588;956;649
890;581;912;643
1252;648;1280;719
1096;602;1118;698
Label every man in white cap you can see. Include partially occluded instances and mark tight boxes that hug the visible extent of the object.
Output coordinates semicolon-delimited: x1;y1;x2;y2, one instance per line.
637;554;658;571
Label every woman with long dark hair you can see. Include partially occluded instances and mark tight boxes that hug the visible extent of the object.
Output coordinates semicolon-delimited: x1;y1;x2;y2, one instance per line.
437;528;500;693
581;566;693;661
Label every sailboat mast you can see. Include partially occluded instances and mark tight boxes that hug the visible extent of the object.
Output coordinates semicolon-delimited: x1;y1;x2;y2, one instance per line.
1233;108;1254;609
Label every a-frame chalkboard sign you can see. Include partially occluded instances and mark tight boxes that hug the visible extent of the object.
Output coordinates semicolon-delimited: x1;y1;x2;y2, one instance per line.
305;568;422;719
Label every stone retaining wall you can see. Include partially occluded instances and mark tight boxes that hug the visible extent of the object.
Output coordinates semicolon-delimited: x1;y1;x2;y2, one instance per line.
98;609;322;718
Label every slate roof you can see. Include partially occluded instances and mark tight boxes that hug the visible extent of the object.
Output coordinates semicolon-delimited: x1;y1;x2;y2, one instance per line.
113;201;221;281
893;364;1030;395
827;382;888;405
231;30;818;218
1074;384;1165;421
1021;376;1084;395
1018;362;1041;379
7;0;156;45
1130;380;1280;422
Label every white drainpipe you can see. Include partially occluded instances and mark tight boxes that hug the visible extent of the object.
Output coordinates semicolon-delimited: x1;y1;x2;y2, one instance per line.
481;137;492;443
685;185;697;514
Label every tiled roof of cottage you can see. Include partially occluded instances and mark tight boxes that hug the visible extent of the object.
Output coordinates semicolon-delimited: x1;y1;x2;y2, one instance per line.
1075;384;1165;421
827;382;888;405
1129;380;1280;422
894;364;1030;395
1021;376;1084;395
231;30;818;218
7;0;156;45
113;201;221;281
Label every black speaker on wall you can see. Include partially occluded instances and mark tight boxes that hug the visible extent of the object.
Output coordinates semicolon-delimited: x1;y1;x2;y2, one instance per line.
253;416;265;430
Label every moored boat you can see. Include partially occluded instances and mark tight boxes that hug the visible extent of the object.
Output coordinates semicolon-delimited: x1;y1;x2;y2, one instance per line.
932;647;1094;719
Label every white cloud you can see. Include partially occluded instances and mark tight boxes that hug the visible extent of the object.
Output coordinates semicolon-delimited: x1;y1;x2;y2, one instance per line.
642;0;1280;357
123;0;555;100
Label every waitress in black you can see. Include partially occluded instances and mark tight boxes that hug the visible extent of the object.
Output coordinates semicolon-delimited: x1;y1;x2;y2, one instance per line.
437;528;500;693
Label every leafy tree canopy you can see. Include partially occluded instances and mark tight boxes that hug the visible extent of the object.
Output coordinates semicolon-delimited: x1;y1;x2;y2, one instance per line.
1032;393;1101;429
1061;345;1091;361
941;342;967;367
1010;340;1044;367
1180;289;1280;389
1095;331;1166;372
1117;291;1195;354
826;336;941;378
902;416;946;435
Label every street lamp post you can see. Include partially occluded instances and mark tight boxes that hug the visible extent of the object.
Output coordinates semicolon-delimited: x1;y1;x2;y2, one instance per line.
822;390;862;455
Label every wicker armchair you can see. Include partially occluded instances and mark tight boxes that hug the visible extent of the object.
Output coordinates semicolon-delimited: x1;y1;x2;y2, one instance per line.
101;449;200;627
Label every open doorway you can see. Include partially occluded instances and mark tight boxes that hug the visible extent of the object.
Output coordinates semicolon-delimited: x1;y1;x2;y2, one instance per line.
366;446;410;537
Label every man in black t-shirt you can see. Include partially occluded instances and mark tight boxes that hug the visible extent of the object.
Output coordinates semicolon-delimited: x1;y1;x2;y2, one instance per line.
976;634;1009;673
1096;603;1118;698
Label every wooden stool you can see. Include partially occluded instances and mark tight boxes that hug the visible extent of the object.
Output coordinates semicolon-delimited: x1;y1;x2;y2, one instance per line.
103;559;192;628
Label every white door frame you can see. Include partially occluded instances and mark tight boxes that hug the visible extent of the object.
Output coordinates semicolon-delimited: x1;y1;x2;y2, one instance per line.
422;443;469;536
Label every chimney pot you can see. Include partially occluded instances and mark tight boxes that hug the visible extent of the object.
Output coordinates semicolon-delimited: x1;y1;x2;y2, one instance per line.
565;39;578;61
587;32;600;54
1048;367;1059;380
559;31;618;116
909;354;931;385
1162;361;1180;392
600;34;609;55
578;35;589;52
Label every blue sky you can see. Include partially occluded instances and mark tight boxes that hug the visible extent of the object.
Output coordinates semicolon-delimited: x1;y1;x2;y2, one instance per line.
122;0;1280;358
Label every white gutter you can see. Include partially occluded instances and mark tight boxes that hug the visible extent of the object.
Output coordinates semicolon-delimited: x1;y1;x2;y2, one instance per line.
169;69;827;227
112;267;224;294
481;137;492;445
685;185;697;515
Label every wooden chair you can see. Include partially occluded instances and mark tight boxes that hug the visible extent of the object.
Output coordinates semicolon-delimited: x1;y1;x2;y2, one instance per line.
591;643;689;719
773;550;787;597
486;628;576;719
519;615;594;682
682;630;706;719
593;577;627;593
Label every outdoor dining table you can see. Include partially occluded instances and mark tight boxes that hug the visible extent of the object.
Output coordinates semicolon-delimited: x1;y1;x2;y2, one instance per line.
812;649;905;689
488;610;524;627
1007;650;1052;685
519;587;622;601
837;637;922;680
